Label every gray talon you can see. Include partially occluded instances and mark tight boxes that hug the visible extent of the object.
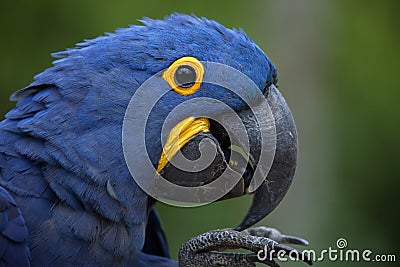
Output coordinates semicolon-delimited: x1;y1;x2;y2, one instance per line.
243;227;309;246
281;234;309;246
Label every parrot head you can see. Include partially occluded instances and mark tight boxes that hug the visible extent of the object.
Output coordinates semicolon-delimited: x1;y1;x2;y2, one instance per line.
12;14;297;231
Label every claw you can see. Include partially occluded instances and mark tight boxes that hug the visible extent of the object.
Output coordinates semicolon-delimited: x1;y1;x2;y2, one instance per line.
281;234;309;246
244;227;309;246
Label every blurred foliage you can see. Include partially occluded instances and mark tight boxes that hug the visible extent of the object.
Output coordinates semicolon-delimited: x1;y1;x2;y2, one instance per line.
328;0;400;262
0;0;398;266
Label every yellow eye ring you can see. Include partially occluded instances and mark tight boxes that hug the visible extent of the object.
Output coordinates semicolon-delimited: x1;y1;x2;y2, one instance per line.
162;56;204;96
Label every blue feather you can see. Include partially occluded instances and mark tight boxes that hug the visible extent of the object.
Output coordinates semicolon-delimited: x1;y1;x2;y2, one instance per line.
0;186;30;266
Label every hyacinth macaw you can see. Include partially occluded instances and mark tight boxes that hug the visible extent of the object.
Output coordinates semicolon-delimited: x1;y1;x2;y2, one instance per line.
0;14;311;266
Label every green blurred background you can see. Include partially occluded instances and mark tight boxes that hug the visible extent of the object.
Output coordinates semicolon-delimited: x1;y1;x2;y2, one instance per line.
1;0;398;266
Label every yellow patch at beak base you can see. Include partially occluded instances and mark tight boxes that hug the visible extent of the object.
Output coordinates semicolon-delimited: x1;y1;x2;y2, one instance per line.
157;117;210;173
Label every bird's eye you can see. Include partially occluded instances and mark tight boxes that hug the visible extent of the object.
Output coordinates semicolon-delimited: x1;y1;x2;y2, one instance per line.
175;65;196;88
162;57;204;96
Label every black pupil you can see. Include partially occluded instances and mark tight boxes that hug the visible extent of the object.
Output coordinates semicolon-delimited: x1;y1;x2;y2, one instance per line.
175;65;196;88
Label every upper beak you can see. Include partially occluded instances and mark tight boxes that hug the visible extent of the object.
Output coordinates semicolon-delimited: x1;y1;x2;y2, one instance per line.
235;85;297;230
158;84;297;230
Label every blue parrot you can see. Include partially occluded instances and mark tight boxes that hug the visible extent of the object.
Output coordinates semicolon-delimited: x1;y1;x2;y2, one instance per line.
0;14;311;266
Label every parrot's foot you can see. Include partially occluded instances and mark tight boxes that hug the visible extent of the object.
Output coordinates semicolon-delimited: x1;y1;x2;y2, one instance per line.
178;229;312;267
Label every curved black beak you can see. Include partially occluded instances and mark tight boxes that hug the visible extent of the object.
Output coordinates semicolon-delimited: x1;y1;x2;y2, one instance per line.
159;85;297;230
